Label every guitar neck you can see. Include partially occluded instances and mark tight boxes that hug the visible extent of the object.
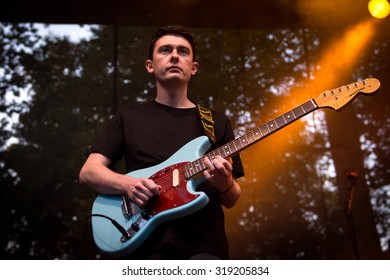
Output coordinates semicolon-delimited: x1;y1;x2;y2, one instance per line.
185;99;319;178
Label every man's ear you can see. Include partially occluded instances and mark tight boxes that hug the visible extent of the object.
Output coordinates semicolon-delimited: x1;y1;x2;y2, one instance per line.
191;61;199;76
145;59;154;74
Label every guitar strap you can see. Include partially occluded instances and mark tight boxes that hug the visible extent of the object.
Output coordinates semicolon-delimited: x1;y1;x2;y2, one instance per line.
197;105;216;144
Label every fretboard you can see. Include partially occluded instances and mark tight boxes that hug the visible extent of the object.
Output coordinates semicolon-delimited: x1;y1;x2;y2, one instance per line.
184;99;318;178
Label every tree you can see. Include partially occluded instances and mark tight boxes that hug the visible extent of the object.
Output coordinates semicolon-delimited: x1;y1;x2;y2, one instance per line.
1;23;388;259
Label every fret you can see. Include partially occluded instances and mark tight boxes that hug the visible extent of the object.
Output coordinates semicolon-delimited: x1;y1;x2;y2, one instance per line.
266;120;278;132
229;142;235;154
256;127;264;140
192;162;197;177
247;131;255;143
304;99;317;112
281;113;288;124
232;140;239;153
232;138;238;152
235;138;242;150
300;105;306;113
250;129;261;143
191;160;197;175
217;149;223;158
292;106;305;118
283;111;295;123
237;136;246;150
220;147;227;157
290;109;297;119
275;115;286;128
222;143;232;156
217;147;226;158
186;163;194;178
195;159;203;173
234;139;240;151
260;124;269;136
238;136;247;148
302;103;309;113
243;134;250;146
190;161;197;175
226;143;233;155
186;164;191;176
239;135;246;147
200;159;207;171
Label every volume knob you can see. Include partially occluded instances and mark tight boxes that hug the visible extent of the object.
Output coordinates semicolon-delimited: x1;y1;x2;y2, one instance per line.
141;210;152;220
131;222;140;232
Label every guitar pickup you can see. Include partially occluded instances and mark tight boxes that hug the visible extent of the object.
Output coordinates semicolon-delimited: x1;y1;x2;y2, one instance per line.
172;168;179;188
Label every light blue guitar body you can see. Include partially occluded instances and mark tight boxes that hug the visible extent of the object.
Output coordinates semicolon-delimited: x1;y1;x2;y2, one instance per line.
91;136;211;256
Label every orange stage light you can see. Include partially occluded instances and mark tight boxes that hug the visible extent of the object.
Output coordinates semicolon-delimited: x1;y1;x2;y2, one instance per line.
368;0;390;19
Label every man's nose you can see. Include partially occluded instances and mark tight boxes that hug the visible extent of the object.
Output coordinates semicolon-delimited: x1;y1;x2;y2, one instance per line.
170;49;179;61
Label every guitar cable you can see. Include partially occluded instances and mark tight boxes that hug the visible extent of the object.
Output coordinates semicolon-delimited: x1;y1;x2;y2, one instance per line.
87;214;131;240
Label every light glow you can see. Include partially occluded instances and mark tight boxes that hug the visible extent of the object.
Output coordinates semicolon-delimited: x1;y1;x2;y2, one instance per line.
368;0;390;19
241;19;375;196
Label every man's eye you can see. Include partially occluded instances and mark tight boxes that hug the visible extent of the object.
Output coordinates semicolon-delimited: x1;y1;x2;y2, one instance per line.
179;49;189;55
161;49;170;53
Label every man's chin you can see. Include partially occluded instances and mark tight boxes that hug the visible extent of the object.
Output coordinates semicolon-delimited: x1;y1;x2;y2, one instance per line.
160;76;190;85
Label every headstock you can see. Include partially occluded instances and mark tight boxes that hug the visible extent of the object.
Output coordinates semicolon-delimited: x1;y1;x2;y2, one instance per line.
314;78;380;110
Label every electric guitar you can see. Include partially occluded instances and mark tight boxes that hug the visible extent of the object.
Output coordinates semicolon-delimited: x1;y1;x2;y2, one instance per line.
90;78;380;256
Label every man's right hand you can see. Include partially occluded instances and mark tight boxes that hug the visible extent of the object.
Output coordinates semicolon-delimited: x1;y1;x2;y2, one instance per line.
79;153;161;207
124;177;161;207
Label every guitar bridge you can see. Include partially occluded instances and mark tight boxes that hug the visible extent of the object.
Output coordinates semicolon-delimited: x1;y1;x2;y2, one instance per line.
121;195;141;219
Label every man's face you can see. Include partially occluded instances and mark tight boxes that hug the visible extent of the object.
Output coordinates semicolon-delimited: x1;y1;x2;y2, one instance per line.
145;35;199;85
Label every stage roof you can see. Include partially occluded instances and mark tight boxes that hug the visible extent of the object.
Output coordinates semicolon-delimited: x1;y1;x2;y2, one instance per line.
1;0;370;29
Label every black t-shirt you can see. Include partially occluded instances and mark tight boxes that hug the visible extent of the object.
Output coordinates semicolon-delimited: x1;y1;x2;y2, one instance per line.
88;100;244;259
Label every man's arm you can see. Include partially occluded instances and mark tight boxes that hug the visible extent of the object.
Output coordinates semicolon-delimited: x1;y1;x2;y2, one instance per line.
79;153;161;207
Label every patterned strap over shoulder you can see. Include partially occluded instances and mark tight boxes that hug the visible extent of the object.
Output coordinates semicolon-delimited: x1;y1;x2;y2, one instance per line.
197;105;216;144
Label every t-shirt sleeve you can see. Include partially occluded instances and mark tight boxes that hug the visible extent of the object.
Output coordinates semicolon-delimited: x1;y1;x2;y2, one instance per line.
86;112;126;165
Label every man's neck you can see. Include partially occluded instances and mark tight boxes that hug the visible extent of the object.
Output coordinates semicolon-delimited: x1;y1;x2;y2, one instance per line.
155;82;196;108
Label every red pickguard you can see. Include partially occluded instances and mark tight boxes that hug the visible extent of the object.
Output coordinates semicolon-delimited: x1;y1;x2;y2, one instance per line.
145;162;199;215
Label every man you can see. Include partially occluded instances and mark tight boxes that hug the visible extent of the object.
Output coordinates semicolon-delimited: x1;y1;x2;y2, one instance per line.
79;25;244;259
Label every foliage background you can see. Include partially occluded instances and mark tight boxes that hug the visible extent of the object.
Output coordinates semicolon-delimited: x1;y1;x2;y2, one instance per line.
0;22;389;259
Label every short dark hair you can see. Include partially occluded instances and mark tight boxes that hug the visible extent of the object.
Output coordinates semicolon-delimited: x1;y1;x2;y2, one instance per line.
147;25;197;61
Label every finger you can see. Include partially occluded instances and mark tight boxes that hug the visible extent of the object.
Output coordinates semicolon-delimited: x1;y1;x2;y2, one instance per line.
203;157;214;169
204;169;214;181
135;183;154;198
212;157;232;174
131;192;149;207
220;159;233;173
142;178;161;196
203;156;215;171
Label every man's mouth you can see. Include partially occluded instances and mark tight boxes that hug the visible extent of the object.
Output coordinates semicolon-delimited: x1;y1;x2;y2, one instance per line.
167;66;182;72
